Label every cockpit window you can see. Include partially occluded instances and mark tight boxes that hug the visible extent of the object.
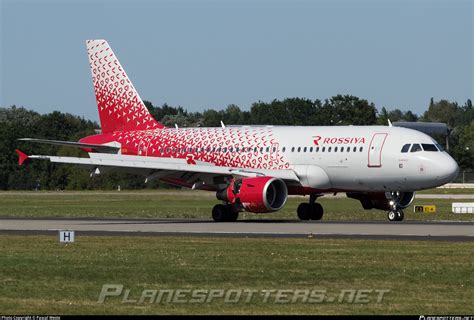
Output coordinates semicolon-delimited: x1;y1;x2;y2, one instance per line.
435;143;445;151
401;144;411;153
422;144;438;152
410;144;422;152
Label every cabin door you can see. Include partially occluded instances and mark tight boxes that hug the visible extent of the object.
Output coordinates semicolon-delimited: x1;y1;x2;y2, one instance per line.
368;133;388;167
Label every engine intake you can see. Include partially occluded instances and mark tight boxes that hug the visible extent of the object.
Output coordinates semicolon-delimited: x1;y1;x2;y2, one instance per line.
217;177;288;213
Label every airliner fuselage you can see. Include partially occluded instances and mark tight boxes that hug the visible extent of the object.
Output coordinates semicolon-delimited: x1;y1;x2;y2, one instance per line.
80;125;459;193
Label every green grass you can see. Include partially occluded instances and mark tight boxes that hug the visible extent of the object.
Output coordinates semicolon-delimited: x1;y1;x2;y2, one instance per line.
418;188;474;195
0;235;472;314
0;190;472;221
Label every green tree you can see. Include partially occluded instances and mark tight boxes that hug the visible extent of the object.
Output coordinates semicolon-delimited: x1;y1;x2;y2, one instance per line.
422;98;460;127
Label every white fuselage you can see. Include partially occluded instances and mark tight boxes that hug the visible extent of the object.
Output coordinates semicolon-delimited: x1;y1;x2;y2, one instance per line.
124;125;459;193
268;125;458;192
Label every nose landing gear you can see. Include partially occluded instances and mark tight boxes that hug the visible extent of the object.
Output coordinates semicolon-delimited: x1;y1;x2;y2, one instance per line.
387;209;404;222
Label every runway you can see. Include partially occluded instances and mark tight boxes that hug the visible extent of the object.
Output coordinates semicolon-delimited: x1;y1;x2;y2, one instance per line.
1;218;473;241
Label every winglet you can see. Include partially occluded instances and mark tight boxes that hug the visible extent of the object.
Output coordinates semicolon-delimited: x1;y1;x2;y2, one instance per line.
15;149;29;166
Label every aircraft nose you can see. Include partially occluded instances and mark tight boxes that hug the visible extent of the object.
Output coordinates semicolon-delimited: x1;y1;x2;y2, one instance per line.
436;155;459;183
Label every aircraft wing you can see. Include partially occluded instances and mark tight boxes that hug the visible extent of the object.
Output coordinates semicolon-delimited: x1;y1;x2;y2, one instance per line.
15;150;300;189
18;138;120;153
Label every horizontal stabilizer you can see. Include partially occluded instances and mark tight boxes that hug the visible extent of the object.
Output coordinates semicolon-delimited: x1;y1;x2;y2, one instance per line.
15;149;29;166
18;138;120;153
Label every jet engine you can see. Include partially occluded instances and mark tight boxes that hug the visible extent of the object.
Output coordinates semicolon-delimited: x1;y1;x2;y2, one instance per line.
347;191;416;211
217;177;288;213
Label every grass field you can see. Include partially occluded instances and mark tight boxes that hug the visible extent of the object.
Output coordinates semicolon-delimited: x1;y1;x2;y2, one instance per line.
0;190;472;221
0;235;472;315
418;188;474;195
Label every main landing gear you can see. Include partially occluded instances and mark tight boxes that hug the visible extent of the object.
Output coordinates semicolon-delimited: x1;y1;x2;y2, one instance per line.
387;209;404;222
212;204;239;222
297;194;324;221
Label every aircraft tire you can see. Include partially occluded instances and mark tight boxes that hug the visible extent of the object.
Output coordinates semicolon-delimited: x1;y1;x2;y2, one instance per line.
226;205;239;222
212;204;229;222
310;203;324;220
396;210;404;221
297;203;311;220
387;210;398;222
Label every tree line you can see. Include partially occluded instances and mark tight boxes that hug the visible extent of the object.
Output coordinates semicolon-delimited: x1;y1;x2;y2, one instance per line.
0;95;472;190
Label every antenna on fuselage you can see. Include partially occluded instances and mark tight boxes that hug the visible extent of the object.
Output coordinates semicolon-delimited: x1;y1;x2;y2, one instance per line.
220;121;226;128
175;124;179;129
387;119;393;127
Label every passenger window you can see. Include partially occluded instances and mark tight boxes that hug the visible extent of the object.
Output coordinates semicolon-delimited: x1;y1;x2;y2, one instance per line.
212;147;216;152
177;148;181;153
334;147;338;152
206;147;210;152
347;147;350;152
217;147;221;152
160;148;164;153
282;147;286;152
229;147;233;152
272;147;276;152
316;147;319;152
260;147;264;153
303;147;307;152
341;147;344;152
297;147;301;152
309;147;313;152
422;144;438;152
328;147;332;152
401;144;411;153
266;147;270;152
291;147;295;152
166;147;170;152
410;144;422;152
322;147;326;152
223;147;227;152
359;147;363;152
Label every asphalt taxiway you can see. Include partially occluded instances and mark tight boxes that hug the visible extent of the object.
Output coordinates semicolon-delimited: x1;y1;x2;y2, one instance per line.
0;218;473;241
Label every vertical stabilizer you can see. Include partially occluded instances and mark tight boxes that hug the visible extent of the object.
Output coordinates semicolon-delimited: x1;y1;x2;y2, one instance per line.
86;40;164;133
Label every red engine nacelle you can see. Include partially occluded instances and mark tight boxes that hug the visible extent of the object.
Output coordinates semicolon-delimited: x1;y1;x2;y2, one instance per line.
217;177;288;213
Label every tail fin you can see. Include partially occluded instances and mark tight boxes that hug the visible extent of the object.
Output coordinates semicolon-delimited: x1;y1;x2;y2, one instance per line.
86;40;164;133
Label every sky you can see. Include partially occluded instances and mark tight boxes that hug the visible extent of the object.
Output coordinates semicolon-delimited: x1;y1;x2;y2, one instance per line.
1;0;472;122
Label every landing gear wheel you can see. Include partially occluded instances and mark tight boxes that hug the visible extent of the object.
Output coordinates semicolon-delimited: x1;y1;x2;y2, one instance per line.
297;203;311;220
310;203;324;220
212;204;228;222
387;210;397;222
396;210;404;221
226;206;239;222
212;204;239;222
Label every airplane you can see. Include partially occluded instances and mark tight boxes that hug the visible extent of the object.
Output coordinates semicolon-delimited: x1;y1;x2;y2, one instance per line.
15;39;460;222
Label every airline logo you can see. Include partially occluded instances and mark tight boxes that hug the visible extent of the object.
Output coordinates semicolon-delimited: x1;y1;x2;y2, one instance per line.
313;136;366;145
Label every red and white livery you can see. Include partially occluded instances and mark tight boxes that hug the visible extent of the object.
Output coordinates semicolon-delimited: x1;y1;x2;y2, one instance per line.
16;40;459;222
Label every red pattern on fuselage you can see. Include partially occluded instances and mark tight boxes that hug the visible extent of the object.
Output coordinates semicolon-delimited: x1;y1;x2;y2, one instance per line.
81;127;290;170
